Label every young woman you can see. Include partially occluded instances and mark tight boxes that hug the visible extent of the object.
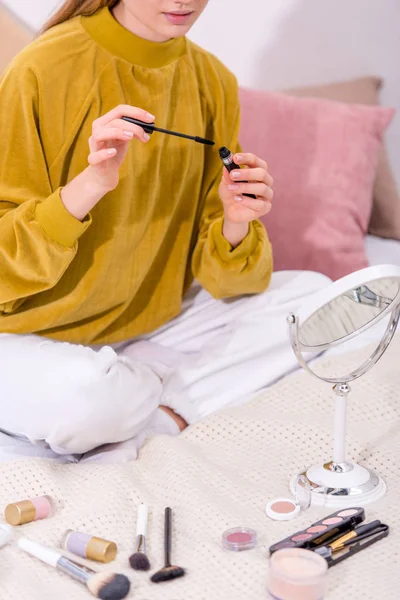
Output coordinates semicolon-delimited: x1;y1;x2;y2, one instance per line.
0;0;328;463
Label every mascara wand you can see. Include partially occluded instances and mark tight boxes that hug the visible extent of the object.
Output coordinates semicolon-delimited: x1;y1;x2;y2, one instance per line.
121;116;214;146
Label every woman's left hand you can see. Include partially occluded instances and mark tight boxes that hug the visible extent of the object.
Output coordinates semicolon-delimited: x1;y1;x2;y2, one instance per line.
218;152;274;224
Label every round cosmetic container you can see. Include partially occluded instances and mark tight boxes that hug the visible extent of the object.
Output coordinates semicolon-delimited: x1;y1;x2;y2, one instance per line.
4;495;55;526
266;475;311;522
62;530;118;563
267;548;328;600
222;527;257;552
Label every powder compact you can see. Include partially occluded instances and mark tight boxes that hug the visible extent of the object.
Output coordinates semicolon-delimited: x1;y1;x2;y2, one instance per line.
269;507;365;554
267;548;328;600
222;527;257;552
265;475;311;521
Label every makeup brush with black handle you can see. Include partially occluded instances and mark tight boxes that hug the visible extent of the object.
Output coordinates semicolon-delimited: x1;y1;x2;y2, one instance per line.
150;507;185;583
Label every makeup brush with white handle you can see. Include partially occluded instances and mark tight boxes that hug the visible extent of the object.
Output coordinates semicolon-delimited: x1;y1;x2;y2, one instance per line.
129;503;151;571
17;537;131;600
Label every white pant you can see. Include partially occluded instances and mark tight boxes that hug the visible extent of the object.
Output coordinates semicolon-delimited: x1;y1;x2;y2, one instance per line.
0;271;330;459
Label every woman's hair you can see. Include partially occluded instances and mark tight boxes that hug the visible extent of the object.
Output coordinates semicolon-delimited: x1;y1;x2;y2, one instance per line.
42;0;119;32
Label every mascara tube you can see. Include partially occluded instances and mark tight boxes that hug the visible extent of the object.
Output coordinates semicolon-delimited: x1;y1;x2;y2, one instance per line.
218;146;256;199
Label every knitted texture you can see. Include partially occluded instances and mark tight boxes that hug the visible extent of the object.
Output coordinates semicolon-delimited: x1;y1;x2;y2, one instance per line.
0;337;399;599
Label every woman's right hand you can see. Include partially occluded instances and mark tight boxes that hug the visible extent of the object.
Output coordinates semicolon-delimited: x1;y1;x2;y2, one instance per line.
61;105;154;221
87;104;154;193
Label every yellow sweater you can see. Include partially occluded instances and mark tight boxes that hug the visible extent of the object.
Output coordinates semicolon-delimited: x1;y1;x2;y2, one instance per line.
0;7;272;345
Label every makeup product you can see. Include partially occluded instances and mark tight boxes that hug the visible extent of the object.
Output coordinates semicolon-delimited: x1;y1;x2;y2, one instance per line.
5;495;54;526
327;519;382;552
150;507;185;583
315;521;389;567
62;530;118;563
121;116;214;146
17;537;131;600
269;507;365;554
266;475;311;522
218;146;257;199
129;503;150;571
222;527;257;552
0;524;14;548
267;548;328;600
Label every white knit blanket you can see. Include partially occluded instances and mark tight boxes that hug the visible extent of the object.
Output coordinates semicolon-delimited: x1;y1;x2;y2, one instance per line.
0;337;399;600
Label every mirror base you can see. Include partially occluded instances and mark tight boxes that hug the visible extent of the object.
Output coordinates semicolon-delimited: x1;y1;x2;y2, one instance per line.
290;463;386;508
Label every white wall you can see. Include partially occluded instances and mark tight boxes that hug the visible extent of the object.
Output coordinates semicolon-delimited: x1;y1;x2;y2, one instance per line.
2;0;59;30
189;0;400;187
5;0;400;185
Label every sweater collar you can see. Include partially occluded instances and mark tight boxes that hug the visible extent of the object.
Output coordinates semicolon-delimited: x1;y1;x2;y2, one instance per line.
81;7;187;68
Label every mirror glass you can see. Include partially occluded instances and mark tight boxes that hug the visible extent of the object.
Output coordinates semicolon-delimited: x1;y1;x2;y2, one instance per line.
298;277;400;347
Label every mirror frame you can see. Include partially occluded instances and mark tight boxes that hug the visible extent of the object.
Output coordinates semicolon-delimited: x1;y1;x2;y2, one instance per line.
294;264;400;352
289;306;400;385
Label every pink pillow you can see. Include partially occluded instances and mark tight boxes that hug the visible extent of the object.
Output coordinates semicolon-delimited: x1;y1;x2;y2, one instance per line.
239;87;395;280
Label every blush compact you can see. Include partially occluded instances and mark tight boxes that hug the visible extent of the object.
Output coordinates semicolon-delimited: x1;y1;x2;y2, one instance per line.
222;527;257;552
265;475;312;522
266;498;302;521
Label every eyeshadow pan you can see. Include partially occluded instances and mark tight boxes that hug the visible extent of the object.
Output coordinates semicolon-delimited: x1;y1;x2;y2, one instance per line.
338;509;358;517
265;498;301;521
322;517;342;525
307;525;327;533
292;533;312;542
271;501;296;514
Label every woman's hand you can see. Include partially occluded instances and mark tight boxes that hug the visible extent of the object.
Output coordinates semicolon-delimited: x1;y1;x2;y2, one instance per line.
218;153;274;247
61;105;154;221
86;104;154;193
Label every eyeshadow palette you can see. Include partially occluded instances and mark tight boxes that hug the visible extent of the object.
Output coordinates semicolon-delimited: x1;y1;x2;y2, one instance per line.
269;507;365;554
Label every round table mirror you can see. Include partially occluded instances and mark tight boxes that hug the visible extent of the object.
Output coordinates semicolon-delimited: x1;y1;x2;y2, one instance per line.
287;264;400;506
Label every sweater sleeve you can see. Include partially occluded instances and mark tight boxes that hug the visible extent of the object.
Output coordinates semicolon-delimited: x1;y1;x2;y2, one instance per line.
191;87;273;299
0;63;91;314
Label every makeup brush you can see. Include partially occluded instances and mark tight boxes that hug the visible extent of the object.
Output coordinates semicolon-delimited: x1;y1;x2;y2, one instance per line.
17;537;131;600
150;507;185;583
327;520;383;552
121;116;215;146
129;503;150;571
315;521;389;560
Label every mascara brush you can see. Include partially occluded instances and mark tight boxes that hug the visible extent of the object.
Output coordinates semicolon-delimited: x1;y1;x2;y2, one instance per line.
17;537;131;600
121;116;215;146
129;503;151;571
150;507;185;583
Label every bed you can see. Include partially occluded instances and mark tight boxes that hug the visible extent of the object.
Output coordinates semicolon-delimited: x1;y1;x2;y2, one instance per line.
0;330;398;600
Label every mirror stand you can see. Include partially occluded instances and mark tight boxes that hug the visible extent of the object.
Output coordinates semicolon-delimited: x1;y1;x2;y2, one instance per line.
287;306;400;507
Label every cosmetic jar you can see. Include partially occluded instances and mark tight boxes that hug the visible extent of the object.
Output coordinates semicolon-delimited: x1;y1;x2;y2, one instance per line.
266;475;311;522
5;495;55;526
267;548;328;600
222;527;257;552
62;530;118;563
